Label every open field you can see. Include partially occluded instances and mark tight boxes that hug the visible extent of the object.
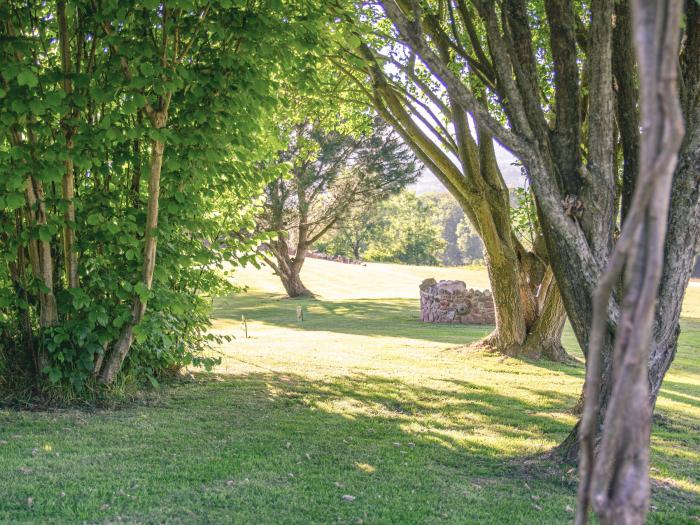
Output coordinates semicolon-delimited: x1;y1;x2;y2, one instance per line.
0;259;698;524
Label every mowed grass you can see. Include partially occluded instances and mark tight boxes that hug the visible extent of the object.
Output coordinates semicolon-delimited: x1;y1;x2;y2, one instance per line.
0;259;698;524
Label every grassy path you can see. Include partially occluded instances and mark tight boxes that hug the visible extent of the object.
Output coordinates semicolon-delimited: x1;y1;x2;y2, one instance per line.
0;260;698;523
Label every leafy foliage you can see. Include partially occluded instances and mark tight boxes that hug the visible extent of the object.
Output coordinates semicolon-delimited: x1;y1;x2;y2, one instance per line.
255;115;419;296
318;191;483;266
317;191;446;266
0;0;341;394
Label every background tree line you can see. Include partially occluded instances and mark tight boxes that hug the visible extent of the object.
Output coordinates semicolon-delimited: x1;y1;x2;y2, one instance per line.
315;191;484;267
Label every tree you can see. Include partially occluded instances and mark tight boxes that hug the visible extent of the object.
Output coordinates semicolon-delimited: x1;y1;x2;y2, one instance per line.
337;5;569;361
319;191;472;266
422;192;484;266
315;205;380;260
0;0;335;389
256;118;419;297
366;0;700;461
576;1;685;522
362;191;446;265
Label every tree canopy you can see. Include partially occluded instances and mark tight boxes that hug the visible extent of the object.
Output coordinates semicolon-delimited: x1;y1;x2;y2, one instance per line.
0;0;348;388
255;117;419;297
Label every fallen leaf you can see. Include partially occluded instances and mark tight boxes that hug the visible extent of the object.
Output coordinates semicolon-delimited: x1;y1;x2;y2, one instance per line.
19;467;33;475
532;503;542;511
565;505;574;513
334;481;343;488
27;497;33;508
226;480;235;486
31;448;38;457
531;495;540;501
342;495;356;502
392;442;401;447
100;504;110;511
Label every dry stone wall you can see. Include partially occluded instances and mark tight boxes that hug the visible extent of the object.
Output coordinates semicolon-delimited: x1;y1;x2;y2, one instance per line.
419;278;495;325
304;250;365;265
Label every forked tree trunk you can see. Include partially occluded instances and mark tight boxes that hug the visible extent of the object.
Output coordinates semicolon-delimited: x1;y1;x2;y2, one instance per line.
475;202;569;361
521;268;568;361
482;261;568;361
267;237;312;298
279;267;311;298
362;57;569;361
558;93;700;465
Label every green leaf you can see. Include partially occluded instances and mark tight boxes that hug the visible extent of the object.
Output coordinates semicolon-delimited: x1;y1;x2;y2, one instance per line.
37;227;52;243
96;309;109;327
134;282;150;301
4;193;25;211
17;70;38;88
46;367;62;384
87;213;103;226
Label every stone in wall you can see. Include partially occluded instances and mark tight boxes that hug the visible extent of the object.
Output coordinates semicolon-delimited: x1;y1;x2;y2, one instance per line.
419;278;495;325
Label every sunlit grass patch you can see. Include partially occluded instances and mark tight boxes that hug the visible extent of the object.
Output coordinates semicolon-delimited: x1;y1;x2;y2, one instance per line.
0;260;697;524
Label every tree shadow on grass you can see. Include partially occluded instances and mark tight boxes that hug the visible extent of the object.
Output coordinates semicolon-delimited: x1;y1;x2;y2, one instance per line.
1;369;696;524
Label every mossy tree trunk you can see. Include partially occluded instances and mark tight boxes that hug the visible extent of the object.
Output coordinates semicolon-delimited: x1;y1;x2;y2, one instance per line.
359;55;568;360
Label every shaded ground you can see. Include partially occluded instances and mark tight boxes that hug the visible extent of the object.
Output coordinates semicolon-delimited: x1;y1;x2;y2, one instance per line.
0;260;698;524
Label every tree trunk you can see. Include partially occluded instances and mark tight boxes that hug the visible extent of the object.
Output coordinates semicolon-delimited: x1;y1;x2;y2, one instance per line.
366;65;569;361
481;249;527;353
57;0;79;290
269;238;312;298
557;77;700;465
25;175;58;371
99;131;166;384
280;267;311;298
521;268;568;361
474;204;569;361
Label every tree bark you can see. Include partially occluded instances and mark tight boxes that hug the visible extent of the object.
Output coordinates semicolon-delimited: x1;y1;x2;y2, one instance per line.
355;51;569;360
100;129;167;384
57;0;79;289
521;268;568;361
266;237;312;298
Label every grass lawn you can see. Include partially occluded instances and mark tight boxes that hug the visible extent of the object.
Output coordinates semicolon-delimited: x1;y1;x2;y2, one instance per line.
0;259;698;524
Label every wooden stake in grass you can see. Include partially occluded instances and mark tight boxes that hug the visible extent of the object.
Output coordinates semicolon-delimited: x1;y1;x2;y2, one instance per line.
241;315;248;339
296;306;304;322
